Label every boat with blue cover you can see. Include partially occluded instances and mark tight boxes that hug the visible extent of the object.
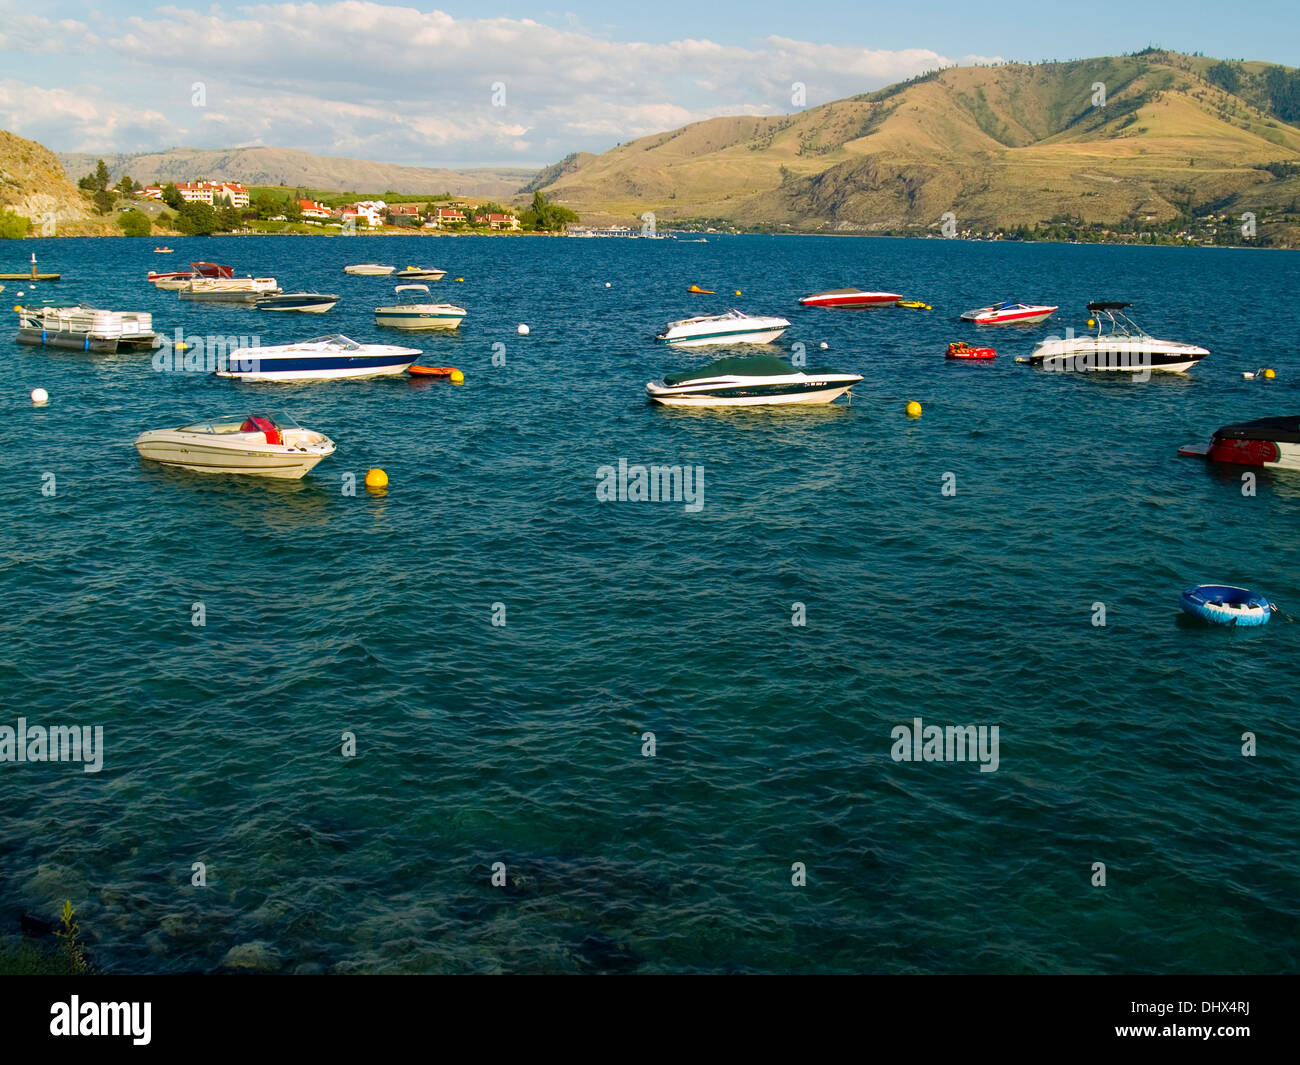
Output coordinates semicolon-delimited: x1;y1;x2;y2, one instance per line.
1179;585;1277;626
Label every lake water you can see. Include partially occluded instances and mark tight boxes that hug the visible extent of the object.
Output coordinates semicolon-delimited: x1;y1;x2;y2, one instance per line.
1;233;1297;973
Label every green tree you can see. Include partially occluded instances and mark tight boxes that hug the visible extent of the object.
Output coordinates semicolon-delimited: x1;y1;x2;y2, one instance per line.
251;191;280;219
92;189;115;214
0;209;30;238
116;175;137;196
175;200;218;235
93;159;110;192
161;183;184;210
1206;61;1241;95
117;210;152;237
283;199;303;222
216;204;242;231
521;191;577;231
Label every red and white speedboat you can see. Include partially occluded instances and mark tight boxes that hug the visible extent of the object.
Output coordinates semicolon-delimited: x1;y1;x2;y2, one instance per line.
1179;416;1300;471
960;301;1056;325
798;288;902;309
147;261;235;289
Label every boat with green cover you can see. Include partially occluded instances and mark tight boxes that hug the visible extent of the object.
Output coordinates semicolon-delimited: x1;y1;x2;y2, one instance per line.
646;354;862;406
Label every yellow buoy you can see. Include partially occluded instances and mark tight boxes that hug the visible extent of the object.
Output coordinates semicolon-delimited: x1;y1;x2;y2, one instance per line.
455;277;464;282
734;290;742;296
1263;368;1277;379
450;369;464;383
365;468;388;489
906;401;923;418
176;341;188;351
1087;318;1096;328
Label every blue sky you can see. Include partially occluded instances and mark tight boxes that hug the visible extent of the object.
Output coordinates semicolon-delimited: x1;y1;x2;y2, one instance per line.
2;1;1295;167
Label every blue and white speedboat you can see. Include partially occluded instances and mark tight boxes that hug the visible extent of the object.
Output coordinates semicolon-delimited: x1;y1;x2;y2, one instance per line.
215;335;421;381
374;285;466;330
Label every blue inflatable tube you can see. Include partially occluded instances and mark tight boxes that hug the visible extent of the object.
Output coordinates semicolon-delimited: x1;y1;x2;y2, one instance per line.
1180;585;1276;626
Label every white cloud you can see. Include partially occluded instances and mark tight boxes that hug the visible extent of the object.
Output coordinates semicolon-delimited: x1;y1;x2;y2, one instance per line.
0;3;1003;163
0;81;181;152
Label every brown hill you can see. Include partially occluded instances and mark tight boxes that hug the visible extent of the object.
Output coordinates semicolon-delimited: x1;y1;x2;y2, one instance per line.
0;129;109;236
59;146;537;200
533;51;1300;243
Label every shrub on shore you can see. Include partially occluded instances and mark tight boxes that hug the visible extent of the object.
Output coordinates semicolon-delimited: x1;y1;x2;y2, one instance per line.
0;209;30;238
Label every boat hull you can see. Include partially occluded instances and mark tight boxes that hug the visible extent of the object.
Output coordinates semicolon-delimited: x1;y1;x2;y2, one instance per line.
135;438;332;479
256;295;339;313
16;328;156;352
374;308;465;329
1028;339;1208;373
961;307;1056;325
647;375;861;407
216;348;419;381
799;291;902;308
344;265;396;275
658;327;787;347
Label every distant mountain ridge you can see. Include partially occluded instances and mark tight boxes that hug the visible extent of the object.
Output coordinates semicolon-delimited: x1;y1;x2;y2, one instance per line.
58;146;538;199
532;50;1300;244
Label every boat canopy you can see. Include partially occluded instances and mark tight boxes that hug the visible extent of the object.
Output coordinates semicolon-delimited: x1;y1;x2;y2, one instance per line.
663;355;803;384
1217;416;1300;443
1087;301;1132;311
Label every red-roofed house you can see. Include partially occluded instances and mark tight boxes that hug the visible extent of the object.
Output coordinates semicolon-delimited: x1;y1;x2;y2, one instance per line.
298;200;331;220
486;213;520;231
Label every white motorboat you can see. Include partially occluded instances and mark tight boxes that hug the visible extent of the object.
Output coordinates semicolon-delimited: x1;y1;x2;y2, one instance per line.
215;334;422;381
393;266;446;281
374;285;467;330
1019;302;1209;373
15;304;156;352
656;309;791;347
134;413;336;479
646;355;861;407
178;277;280;303
255;292;340;313
343;264;396;275
960;301;1057;325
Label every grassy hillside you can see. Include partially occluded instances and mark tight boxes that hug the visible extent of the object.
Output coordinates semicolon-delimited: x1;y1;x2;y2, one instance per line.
59;146;537;201
535;51;1300;245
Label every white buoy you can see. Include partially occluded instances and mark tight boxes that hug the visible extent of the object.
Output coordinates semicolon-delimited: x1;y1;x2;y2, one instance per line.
517;324;530;335
605;282;611;288
31;388;49;405
819;341;829;350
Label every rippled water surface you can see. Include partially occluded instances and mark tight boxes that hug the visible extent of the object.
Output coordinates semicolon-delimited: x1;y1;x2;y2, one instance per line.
1;234;1297;973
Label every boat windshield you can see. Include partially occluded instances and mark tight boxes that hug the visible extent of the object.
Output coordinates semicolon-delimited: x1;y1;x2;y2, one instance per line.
302;335;360;349
177;413;299;434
